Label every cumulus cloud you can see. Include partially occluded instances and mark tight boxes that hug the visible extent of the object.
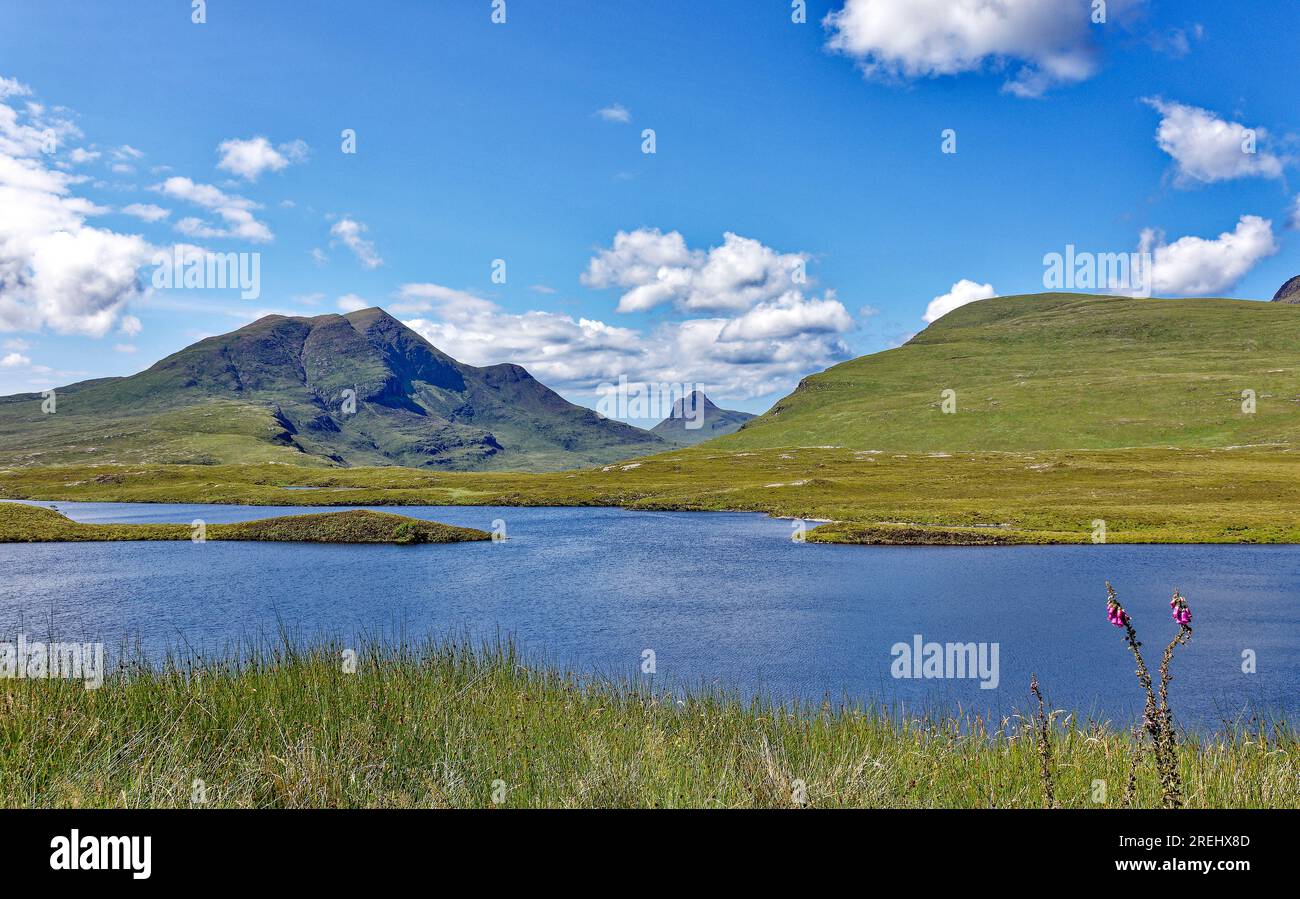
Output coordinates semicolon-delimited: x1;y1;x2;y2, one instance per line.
923;279;997;323
336;293;370;312
581;229;811;313
1140;215;1278;296
1143;98;1284;186
153;176;273;243
0;93;83;158
216;136;309;181
0;88;153;338
121;202;170;222
0;77;31;100
718;291;854;341
330;217;383;268
563;229;853;396
105;145;144;174
1;351;31;367
595;103;631;123
117;314;142;337
823;0;1140;97
398;272;852;402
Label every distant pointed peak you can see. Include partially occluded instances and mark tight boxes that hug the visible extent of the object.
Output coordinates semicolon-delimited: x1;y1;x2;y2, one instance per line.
668;390;719;418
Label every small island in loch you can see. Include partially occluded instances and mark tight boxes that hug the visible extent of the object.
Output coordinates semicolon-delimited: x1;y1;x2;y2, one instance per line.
0;503;490;545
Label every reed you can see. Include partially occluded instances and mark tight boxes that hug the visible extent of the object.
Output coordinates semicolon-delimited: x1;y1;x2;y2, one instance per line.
0;636;1291;809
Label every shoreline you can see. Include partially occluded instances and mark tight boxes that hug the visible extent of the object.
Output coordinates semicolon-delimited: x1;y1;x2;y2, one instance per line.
7;497;1299;547
1;445;1297;545
0;504;490;545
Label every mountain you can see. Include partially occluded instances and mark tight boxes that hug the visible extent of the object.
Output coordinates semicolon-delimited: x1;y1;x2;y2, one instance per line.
0;308;665;471
712;293;1300;453
650;391;756;445
1272;276;1300;304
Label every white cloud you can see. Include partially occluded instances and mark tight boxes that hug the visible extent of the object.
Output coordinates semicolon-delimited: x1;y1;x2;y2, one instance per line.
398;276;852;402
823;0;1138;97
0;97;153;337
121;202;170;222
561;229;853;396
581;228;692;309
0;77;31;100
1143;98;1284;186
330;217;383;268
113;343;137;353
388;282;492;316
581;229;810;313
337;294;370;312
1;351;31;367
216;136;309;181
923;279;997;323
596;103;631;123
0;92;82;158
1140;215;1278;296
153;176;273;243
1290;195;1300;230
118;314;142;337
718;291;854;341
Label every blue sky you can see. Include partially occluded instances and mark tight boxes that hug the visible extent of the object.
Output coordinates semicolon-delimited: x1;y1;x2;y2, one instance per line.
1;0;1297;417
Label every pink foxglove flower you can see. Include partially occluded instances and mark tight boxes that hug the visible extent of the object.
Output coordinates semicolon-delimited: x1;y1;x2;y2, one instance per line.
1107;597;1129;628
1170;591;1192;628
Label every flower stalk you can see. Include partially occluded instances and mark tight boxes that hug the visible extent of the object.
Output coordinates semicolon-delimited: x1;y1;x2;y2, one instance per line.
1104;581;1192;808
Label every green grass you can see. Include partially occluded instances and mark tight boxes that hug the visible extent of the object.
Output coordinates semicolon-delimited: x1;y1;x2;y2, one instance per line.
0;295;1296;543
1;443;1297;544
0;308;664;471
4;294;1297;472
0;640;1290;808
724;294;1300;452
0;503;489;544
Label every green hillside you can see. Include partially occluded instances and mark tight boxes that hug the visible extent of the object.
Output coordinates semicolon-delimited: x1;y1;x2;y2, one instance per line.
0;308;664;472
722;293;1300;452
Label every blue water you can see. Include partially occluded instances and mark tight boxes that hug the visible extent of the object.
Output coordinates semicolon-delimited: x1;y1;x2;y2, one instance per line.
0;501;1295;730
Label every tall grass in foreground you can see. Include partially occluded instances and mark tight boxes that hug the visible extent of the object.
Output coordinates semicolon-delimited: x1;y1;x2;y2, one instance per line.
0;639;1293;809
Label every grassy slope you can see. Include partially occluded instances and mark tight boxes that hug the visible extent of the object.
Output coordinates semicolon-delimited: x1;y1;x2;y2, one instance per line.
0;503;488;544
724;294;1300;452
1;444;1296;543
0;398;319;468
0;309;663;472
0;642;1290;808
1;295;1297;544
